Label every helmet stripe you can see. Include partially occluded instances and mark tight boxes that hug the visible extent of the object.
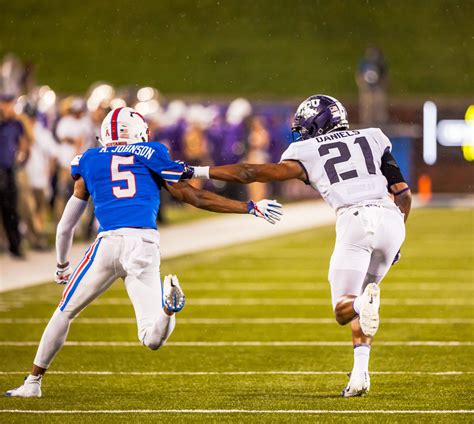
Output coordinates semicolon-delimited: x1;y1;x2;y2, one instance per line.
110;107;123;141
131;110;146;123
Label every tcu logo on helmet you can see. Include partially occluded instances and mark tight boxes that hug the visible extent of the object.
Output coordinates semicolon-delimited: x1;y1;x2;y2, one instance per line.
292;94;349;140
297;98;320;120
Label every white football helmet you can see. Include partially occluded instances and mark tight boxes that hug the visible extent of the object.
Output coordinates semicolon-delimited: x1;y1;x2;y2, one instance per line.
99;107;149;146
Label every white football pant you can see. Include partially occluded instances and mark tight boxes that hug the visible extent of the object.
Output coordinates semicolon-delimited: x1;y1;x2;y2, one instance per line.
328;204;405;309
34;228;174;369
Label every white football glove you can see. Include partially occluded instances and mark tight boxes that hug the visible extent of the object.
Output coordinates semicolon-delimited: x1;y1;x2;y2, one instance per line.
55;264;72;285
247;199;283;225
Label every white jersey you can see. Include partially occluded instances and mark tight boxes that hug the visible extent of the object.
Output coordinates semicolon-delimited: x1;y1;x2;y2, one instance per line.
281;128;394;211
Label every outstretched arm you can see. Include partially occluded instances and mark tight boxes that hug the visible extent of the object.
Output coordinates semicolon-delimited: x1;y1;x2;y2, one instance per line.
55;178;90;283
191;161;306;184
164;181;282;224
165;181;247;213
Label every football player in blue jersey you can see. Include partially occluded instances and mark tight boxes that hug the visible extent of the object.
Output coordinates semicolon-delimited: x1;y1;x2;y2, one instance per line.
6;107;282;397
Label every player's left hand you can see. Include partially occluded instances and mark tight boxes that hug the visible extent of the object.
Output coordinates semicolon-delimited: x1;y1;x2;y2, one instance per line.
248;199;283;225
392;250;401;265
175;160;194;180
55;263;72;285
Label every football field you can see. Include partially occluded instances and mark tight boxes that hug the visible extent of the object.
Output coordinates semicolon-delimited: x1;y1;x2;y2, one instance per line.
0;208;472;422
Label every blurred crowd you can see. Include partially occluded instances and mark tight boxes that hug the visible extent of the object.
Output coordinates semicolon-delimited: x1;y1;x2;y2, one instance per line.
0;54;299;258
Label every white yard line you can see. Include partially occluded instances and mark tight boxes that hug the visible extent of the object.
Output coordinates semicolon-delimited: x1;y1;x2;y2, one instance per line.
171;282;474;291
5;297;472;307
0;409;473;415
0;317;472;325
0;370;471;376
1;341;472;347
89;298;474;306
205;269;473;276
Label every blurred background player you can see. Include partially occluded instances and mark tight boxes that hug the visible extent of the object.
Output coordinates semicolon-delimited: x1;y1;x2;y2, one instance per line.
356;47;389;127
0;93;29;258
5;106;282;397
23;103;58;245
186;94;412;397
54;97;93;221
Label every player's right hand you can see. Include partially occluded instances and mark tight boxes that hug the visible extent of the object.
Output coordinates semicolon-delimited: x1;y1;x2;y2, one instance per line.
248;199;283;225
55;264;72;285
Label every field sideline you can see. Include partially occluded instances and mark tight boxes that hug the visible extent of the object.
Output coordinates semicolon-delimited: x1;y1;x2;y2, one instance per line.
0;208;472;422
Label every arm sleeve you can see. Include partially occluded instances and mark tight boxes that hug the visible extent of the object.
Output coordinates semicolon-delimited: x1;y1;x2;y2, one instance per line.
56;195;88;264
380;151;406;187
70;154;83;180
138;142;185;185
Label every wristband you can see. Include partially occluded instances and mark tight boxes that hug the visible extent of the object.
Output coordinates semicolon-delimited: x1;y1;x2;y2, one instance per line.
393;187;410;196
193;166;210;179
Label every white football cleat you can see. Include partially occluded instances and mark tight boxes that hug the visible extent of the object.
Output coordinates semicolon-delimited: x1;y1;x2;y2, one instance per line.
359;283;380;337
163;274;185;313
341;371;370;397
5;375;42;398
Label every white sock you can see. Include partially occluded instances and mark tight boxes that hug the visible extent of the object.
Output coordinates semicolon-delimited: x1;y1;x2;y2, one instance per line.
26;374;42;383
353;296;362;315
33;309;72;369
352;344;371;373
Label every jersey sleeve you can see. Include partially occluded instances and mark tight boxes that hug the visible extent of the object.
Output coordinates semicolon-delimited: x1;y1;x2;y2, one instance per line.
280;142;301;162
371;128;392;153
70;154;83;180
138;142;185;184
280;142;310;185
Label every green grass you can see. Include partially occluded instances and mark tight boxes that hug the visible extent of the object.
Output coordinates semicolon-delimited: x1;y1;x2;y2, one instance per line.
1;0;473;96
0;208;473;422
162;204;218;225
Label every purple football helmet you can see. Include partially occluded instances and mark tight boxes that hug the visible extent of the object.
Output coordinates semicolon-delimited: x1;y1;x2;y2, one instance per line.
292;95;349;141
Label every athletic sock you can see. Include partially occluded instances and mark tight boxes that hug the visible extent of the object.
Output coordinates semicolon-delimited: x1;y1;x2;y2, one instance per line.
352;344;371;374
33;308;72;369
353;296;362;315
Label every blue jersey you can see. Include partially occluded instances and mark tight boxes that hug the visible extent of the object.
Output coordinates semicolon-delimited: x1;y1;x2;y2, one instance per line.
71;142;184;232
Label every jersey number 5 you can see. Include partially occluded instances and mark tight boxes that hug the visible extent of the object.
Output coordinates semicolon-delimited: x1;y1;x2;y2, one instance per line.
318;137;376;185
111;155;137;198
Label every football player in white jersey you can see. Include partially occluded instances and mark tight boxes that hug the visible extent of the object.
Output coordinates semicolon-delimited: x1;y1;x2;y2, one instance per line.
185;95;412;397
